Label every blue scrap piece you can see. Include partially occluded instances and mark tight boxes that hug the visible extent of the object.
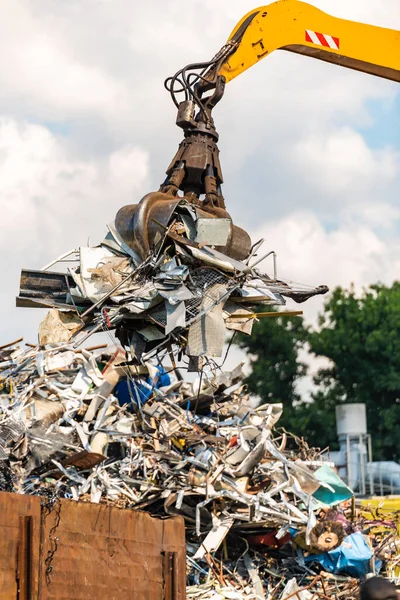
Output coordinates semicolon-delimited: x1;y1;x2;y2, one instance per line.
304;532;374;579
115;366;171;408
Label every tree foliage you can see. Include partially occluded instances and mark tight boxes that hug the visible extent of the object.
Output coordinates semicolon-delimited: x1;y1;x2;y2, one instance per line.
236;283;400;460
309;283;400;460
235;310;309;436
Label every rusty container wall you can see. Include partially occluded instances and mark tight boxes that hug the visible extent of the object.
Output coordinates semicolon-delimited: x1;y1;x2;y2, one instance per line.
0;492;41;600
0;492;186;600
39;499;186;600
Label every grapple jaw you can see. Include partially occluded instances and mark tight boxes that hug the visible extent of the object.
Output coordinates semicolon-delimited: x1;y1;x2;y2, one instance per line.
115;72;252;263
115;191;252;262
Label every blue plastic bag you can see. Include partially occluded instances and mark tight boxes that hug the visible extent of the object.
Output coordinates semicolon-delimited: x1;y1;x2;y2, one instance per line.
115;365;171;407
304;532;373;579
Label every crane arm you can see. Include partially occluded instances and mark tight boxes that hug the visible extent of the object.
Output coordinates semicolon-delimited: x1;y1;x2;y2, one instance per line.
120;2;400;257
218;0;400;84
160;0;400;210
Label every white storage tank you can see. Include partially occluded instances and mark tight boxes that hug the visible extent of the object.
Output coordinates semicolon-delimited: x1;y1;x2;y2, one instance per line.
336;403;367;437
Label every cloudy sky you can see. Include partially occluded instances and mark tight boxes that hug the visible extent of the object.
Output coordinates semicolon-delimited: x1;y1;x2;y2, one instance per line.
0;0;399;346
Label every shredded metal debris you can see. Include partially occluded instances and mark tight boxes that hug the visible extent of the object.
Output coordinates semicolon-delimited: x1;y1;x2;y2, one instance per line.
1;336;400;598
17;202;327;363
1;196;397;597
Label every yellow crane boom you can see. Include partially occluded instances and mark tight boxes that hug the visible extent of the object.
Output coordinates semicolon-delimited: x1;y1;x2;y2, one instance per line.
116;2;400;261
219;0;400;84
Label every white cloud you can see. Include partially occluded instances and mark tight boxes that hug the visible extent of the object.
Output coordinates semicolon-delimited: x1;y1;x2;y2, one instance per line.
0;3;131;122
312;0;400;26
350;204;400;230
0;119;148;255
251;211;399;324
250;208;400;399
0;0;399;349
0;118;148;341
293;127;399;197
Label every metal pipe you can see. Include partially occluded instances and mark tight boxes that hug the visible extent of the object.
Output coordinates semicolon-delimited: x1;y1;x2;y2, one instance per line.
346;434;352;489
359;434;366;495
242;250;276;275
273;251;277;280
41;248;78;271
367;434;374;496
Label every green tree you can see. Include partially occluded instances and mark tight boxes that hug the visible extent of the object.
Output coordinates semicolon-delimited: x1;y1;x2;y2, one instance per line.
235;310;310;436
308;283;400;460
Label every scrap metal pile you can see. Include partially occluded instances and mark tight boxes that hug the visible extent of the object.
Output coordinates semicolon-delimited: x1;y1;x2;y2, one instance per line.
17;202;327;363
4;0;400;594
0;186;398;597
2;182;397;598
1;338;400;598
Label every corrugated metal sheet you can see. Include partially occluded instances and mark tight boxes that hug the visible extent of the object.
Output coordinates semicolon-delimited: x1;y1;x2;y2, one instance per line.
0;492;186;600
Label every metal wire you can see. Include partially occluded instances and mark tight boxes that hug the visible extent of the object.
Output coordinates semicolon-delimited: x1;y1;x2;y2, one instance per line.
147;267;231;328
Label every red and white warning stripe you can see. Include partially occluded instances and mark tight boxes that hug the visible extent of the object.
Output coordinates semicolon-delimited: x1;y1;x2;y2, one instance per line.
305;29;340;50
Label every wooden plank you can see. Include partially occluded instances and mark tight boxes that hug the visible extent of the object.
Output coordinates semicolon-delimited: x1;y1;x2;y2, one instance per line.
19;269;73;293
15;297;79;310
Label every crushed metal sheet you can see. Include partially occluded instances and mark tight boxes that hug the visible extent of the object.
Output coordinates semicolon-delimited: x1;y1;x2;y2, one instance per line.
193;516;234;560
223;302;254;335
187;284;228;357
17;197;328;359
194;218;231;246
